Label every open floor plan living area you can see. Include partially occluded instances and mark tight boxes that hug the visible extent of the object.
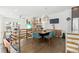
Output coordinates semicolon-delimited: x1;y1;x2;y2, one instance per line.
0;6;79;53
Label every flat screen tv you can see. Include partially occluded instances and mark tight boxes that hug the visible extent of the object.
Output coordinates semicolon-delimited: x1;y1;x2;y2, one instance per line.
50;18;59;24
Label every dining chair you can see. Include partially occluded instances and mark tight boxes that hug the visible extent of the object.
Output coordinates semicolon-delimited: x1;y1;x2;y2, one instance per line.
32;32;41;49
44;32;55;39
44;32;56;47
32;33;41;39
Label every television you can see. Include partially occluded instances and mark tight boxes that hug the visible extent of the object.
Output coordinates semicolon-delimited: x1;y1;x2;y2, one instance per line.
50;18;59;24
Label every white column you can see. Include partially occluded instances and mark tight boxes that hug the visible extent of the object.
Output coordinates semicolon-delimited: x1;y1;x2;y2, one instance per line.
0;16;2;44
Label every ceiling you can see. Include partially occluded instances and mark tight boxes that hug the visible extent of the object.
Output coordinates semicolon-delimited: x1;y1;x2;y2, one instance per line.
0;6;72;19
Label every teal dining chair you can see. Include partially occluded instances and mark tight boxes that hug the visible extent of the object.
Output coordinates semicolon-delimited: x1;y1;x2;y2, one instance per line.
32;32;41;47
32;32;41;39
44;32;56;47
44;32;55;39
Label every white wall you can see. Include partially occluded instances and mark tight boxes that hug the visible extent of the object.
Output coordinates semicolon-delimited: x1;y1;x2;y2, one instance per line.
0;15;6;43
49;9;71;33
0;15;18;44
0;16;2;43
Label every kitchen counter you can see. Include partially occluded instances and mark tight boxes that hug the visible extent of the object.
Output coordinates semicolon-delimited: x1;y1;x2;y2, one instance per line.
66;32;79;53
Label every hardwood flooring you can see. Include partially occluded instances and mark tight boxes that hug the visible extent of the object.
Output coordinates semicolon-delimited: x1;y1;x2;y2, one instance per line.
21;38;65;53
0;44;7;53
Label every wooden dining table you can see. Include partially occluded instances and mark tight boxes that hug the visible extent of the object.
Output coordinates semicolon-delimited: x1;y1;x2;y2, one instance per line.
34;30;51;46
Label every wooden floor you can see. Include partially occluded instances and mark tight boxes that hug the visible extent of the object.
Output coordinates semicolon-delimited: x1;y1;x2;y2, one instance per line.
0;44;7;53
0;38;65;53
20;38;65;53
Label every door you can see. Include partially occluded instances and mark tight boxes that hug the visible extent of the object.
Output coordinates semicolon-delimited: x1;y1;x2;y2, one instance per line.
73;18;79;32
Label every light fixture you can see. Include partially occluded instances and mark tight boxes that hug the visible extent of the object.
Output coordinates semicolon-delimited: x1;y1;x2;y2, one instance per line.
66;17;71;21
41;7;49;23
